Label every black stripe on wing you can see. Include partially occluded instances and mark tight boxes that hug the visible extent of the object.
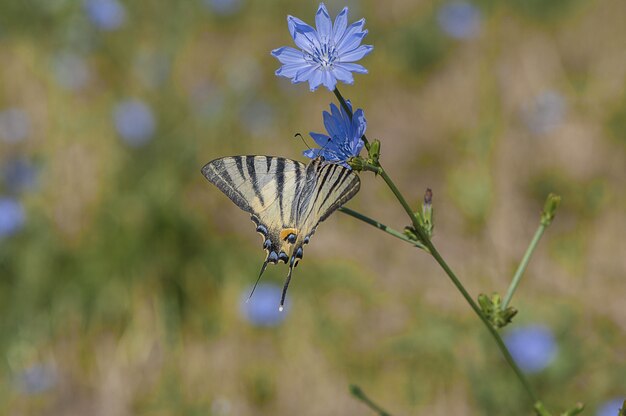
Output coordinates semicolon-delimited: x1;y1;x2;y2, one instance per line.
245;156;265;206
275;158;286;224
201;157;252;212
315;164;360;223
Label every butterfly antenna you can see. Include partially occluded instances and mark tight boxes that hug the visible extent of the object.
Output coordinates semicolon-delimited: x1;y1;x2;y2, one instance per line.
247;260;269;303
294;133;311;150
320;136;333;154
279;265;295;312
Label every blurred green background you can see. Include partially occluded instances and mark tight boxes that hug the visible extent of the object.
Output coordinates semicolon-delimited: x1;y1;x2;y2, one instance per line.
1;0;625;415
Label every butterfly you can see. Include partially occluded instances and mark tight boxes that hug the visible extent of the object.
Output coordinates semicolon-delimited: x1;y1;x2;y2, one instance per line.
201;155;360;310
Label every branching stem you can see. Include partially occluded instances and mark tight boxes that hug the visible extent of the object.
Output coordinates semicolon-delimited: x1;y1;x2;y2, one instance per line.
334;86;541;407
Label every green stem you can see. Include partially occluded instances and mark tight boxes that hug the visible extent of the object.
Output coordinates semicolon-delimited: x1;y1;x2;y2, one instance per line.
502;224;546;309
350;384;393;416
363;162;539;404
338;207;429;251
332;87;541;407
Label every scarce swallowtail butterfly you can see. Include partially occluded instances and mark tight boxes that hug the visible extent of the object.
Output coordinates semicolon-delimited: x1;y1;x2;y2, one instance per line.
202;155;360;310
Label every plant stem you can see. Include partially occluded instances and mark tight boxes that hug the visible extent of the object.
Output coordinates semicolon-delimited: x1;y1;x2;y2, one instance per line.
339;207;429;251
378;164;539;404
332;87;540;406
502;224;546;309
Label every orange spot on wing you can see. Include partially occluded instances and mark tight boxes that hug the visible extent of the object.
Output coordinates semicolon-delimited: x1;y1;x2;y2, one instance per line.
279;228;298;241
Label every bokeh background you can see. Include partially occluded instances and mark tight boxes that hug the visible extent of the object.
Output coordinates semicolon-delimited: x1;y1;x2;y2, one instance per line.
1;0;625;415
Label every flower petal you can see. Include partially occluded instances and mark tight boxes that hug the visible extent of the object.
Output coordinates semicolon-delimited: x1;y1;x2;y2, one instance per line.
336;103;352;131
271;46;306;65
288;16;318;54
307;70;324;91
352;138;365;157
352;108;367;138
303;148;322;159
331;66;354;84
294;65;318;83
339;44;373;63
323;108;345;140
336;18;366;51
332;7;349;43
309;132;331;147
320;150;342;162
321;71;337;91
338;31;368;55
315;3;332;41
336;63;368;74
275;62;312;78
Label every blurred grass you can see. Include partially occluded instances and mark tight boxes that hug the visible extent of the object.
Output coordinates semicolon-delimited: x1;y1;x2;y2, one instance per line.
1;0;625;415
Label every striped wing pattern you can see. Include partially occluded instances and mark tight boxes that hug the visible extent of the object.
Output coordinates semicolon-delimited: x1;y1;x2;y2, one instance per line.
201;155;360;308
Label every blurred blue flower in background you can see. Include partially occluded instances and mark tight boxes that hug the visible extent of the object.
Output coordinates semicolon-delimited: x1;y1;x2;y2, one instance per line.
504;324;558;374
596;398;625;416
272;3;373;91
113;99;156;147
15;364;57;395
304;101;366;168
437;1;482;40
3;157;37;194
0;197;25;239
202;0;243;16
240;283;290;327
52;51;91;92
524;90;567;135
84;0;127;31
0;108;30;143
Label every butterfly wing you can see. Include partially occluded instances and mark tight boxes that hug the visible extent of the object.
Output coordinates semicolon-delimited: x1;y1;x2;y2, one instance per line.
202;155;360;309
271;159;360;307
291;159;361;265
201;155;307;264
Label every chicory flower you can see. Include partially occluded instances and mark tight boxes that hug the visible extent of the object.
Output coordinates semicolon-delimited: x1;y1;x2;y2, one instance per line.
272;3;373;92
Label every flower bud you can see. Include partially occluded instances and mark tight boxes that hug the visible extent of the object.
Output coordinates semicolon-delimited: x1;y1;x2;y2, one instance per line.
347;156;366;172
421;188;433;237
540;193;561;226
368;139;381;164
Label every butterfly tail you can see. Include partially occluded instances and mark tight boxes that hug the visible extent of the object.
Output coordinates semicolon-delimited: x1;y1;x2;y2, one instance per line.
279;264;295;312
247;260;270;302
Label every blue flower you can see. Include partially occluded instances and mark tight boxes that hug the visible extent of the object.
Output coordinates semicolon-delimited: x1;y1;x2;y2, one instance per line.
113;99;156;147
437;1;482;40
84;0;126;31
596;398;625;416
0;197;25;239
303;101;366;168
271;3;373;92
3;157;37;194
240;283;290;327
15;364;57;395
504;324;558;374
